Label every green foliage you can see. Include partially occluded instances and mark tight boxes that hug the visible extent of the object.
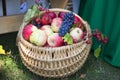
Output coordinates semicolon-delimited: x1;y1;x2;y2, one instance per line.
92;29;108;58
94;45;101;58
24;4;41;22
70;23;79;30
101;33;104;40
62;33;73;45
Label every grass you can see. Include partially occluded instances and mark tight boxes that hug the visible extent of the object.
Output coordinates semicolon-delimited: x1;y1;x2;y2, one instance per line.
0;32;120;80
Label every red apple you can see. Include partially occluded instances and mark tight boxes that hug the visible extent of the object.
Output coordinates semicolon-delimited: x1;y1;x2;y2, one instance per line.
58;12;66;19
74;16;82;28
48;12;56;19
40;12;56;25
22;24;37;41
70;28;83;43
47;33;63;47
51;17;62;32
41;13;52;25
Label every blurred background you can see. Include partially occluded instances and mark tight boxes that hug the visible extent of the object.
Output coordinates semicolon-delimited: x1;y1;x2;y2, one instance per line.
0;0;35;16
0;0;81;16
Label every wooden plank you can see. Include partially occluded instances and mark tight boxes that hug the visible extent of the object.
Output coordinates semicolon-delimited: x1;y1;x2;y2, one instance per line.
0;15;24;34
50;0;68;8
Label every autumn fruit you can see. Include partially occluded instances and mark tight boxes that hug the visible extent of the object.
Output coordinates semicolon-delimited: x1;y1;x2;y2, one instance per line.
22;24;37;41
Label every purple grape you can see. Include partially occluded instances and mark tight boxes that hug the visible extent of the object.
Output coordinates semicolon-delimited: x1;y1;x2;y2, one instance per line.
102;36;108;44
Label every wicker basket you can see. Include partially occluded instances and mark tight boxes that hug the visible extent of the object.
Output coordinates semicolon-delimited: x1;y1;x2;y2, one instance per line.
17;8;92;78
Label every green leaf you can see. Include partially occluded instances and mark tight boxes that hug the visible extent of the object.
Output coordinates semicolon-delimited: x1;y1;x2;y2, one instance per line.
101;33;104;40
62;33;73;45
23;4;41;22
32;4;38;10
70;23;79;30
94;45;101;58
0;45;5;54
31;10;36;18
24;9;32;22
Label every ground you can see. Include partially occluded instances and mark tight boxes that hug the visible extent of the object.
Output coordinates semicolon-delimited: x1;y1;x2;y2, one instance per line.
0;32;120;80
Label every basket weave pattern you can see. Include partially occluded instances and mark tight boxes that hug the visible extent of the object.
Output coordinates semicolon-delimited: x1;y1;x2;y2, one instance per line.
17;8;91;77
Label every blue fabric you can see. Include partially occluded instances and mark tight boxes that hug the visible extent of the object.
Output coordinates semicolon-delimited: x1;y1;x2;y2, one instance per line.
72;0;81;14
20;2;27;13
39;0;49;9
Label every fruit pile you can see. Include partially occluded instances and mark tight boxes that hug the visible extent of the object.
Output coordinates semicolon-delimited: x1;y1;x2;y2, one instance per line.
22;6;86;47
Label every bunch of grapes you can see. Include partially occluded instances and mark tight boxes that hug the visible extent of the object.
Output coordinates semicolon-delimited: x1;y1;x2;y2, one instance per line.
58;12;74;37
